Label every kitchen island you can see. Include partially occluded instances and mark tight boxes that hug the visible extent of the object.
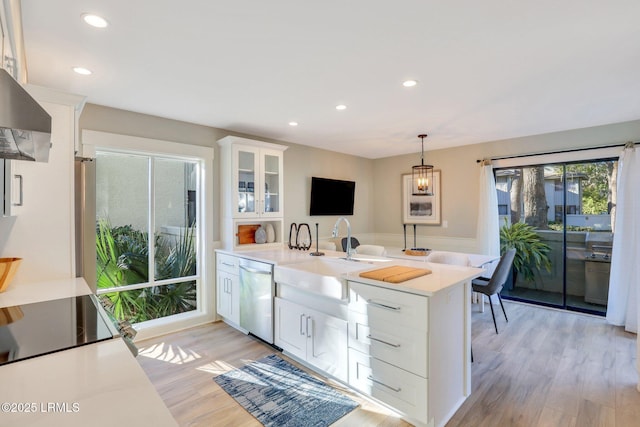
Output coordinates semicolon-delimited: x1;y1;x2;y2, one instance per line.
0;278;176;427
216;247;483;427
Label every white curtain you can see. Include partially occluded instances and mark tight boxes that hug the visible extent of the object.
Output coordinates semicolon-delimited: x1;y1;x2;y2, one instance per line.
605;143;639;390
607;144;639;331
477;162;501;276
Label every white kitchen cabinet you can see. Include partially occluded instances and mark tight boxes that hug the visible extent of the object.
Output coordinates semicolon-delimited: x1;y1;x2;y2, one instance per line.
274;297;348;382
0;87;86;284
216;253;240;325
231;144;284;219
218;136;287;250
1;0;24;81
1;160;21;216
349;348;428;422
217;270;239;324
347;280;468;427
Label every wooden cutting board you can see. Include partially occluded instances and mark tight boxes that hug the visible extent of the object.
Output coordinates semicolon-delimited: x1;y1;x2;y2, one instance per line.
359;265;432;283
237;224;260;244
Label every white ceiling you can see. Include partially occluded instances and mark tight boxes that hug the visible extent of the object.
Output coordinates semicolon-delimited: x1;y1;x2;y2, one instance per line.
19;1;640;159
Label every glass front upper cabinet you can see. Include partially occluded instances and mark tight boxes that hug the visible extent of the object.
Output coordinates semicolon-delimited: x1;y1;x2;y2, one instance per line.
233;145;284;218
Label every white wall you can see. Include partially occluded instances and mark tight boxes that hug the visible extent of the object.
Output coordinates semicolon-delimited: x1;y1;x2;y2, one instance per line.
80;104;640;255
80;104;378;248
372;119;640;252
282;143;375;244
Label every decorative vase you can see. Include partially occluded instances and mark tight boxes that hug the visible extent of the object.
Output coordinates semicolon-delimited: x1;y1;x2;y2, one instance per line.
265;223;275;243
255;226;267;244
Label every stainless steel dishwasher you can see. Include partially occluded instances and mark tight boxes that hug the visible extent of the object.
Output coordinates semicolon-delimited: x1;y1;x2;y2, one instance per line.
238;258;274;343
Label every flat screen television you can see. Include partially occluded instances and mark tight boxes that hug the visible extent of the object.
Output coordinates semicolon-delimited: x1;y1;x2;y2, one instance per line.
309;177;356;216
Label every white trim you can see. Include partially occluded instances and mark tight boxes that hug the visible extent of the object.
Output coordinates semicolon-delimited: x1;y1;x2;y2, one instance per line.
25;84;87;109
492;146;622;168
132;310;214;342
90;130;215;335
82;129;214;160
217;135;288;152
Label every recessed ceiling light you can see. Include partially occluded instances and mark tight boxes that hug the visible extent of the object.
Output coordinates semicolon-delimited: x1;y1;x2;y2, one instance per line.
335;104;347;111
403;80;418;87
289;122;298;127
81;13;109;28
72;66;92;75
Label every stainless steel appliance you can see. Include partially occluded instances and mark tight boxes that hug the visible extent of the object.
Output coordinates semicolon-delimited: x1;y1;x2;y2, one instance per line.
584;245;612;306
0;68;52;162
238;258;274;343
0;294;126;366
584;232;613;306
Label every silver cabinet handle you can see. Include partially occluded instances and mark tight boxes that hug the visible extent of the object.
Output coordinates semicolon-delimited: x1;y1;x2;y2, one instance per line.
13;174;23;206
366;299;401;311
367;375;402;393
239;265;272;275
367;334;401;348
220;261;235;267
306;316;312;338
300;314;306;335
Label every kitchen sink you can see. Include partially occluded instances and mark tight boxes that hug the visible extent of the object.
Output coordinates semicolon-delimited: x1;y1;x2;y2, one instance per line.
274;257;384;299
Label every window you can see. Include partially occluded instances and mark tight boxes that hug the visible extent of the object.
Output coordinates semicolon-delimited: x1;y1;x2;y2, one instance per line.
95;151;201;324
493;158;617;316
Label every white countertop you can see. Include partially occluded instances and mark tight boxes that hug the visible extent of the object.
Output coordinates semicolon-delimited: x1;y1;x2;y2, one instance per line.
0;278;177;427
0;277;91;308
216;246;325;265
217;246;485;297
344;259;484;296
0;339;176;427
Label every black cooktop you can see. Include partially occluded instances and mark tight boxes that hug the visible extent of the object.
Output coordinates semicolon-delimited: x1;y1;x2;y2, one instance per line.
0;294;115;367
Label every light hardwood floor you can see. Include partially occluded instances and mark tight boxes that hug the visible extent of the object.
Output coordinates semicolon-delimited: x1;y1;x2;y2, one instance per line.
137;301;640;427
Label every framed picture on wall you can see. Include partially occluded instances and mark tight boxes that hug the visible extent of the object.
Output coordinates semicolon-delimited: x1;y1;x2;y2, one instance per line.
402;172;441;225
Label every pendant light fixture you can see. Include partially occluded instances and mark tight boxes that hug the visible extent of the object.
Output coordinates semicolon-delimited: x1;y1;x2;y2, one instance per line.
412;134;434;196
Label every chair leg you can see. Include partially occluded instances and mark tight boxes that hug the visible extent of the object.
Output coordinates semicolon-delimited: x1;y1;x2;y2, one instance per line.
497;294;508;322
488;297;499;334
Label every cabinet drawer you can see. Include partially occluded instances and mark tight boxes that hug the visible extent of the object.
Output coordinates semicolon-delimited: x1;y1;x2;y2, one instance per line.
349;348;427;423
348;281;428;331
349;311;428;377
217;253;240;274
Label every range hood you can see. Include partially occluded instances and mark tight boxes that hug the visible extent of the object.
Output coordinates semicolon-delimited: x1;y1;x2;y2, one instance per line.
0;68;52;162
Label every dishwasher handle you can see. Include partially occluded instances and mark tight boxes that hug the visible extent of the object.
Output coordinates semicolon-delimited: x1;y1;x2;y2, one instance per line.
239;265;272;275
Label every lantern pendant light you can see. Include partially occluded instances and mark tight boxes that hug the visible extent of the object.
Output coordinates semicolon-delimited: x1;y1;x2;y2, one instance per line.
412;134;434;196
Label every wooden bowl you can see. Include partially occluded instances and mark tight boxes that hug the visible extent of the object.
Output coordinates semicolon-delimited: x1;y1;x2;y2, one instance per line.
405;249;430;256
0;257;22;293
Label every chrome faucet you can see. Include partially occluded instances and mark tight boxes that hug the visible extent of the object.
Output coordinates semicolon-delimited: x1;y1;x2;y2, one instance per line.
332;217;353;260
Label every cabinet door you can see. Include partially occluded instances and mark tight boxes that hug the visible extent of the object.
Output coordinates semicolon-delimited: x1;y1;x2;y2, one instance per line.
217;270;239;324
274;298;307;360
308;309;348;382
2;160;25;216
259;148;284;218
232;145;260;218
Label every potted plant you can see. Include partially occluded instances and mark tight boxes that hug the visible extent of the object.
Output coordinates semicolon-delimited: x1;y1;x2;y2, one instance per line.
499;220;552;285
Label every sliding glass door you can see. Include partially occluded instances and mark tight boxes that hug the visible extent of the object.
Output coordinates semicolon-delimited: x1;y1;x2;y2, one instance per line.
495;159;616;315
